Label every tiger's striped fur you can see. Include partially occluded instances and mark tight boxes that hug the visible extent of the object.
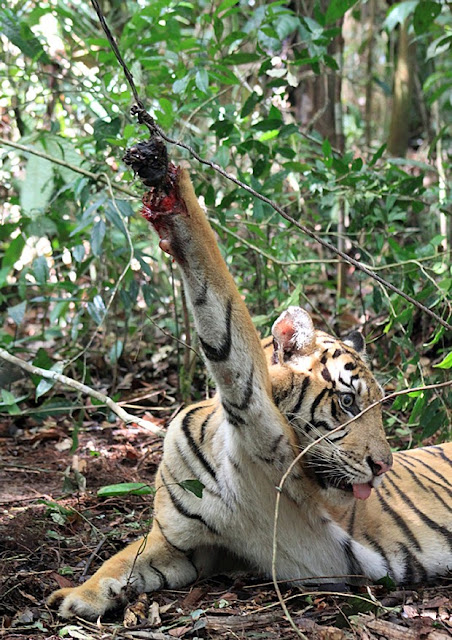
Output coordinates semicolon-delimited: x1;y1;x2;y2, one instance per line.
49;168;452;620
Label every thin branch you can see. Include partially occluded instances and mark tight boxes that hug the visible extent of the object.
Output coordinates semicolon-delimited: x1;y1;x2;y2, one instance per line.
67;174;135;366
90;0;144;109
0;137;135;198
85;0;452;330
252;588;390;615
211;218;339;267
146;118;452;332
145;313;202;360
0;348;165;437
369;251;452;271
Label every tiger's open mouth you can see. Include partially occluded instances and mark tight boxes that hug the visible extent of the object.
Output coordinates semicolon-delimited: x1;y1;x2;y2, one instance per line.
312;469;373;501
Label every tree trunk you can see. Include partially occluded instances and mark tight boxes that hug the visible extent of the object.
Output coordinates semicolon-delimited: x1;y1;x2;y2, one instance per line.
365;0;376;148
289;1;346;299
290;2;344;151
387;19;416;156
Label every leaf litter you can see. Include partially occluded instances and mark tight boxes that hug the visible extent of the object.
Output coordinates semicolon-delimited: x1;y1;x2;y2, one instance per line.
1;368;451;639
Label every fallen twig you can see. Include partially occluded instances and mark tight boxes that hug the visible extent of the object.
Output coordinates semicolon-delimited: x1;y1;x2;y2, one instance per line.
81;534;109;578
360;615;451;640
0;348;165;437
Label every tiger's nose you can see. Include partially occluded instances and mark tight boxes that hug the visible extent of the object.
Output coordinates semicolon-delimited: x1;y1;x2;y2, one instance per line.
367;457;392;476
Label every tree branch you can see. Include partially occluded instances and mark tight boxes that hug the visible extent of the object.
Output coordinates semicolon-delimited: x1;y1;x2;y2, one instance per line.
81;1;447;330
0;137;135;198
0;348;165;437
4;133;451;332
148;119;452;332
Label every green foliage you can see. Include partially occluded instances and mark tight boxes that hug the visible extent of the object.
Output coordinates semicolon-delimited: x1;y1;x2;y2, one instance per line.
178;479;205;498
97;483;155;497
0;0;450;445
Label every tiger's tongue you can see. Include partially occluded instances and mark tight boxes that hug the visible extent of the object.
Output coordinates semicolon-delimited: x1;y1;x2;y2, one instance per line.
352;483;372;500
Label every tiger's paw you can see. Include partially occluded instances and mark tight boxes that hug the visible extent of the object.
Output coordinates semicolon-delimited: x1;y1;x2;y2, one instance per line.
47;578;127;620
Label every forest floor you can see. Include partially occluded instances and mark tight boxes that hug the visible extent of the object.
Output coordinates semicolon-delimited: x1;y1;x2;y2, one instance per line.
1;361;451;640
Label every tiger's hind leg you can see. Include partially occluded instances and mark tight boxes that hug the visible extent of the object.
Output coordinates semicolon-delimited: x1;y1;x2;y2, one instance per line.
47;521;199;620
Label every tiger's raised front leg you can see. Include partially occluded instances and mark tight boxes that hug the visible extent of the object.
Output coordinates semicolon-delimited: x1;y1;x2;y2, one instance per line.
143;167;294;457
48;166;301;619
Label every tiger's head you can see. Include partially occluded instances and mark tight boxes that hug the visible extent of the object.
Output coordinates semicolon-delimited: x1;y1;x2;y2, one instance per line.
268;307;392;504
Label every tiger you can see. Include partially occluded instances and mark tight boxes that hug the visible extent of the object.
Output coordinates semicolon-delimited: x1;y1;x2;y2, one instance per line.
48;167;452;620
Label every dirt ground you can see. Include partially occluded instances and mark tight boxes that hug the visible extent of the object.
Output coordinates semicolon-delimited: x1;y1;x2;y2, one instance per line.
1;391;451;640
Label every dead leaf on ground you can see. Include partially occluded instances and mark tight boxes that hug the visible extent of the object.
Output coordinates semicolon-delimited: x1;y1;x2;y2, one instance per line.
180;586;208;610
50;572;74;589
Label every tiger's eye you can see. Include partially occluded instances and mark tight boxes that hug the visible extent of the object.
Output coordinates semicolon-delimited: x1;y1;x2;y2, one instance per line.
340;393;355;409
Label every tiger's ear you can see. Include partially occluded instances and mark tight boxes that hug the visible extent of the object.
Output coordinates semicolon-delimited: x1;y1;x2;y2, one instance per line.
272;307;315;362
343;330;366;354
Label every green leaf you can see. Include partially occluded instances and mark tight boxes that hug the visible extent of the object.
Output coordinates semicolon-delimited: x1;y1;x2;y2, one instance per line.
116;200;134;218
36;363;64;400
372;286;382;312
104;201;127;235
58;625;92;639
434;352;452;369
93;117;121;149
87;294;106;325
32;398;76;419
420;398;443;440
155;97;175;128
97;483;155;497
72;245;85;263
408;393;425;425
8;301;27;325
214;17;224;41
223;52;261;65
215;0;239;16
39;500;74;516
322;138;332;157
252;118;282;132
426;35;452;60
109;340;123;364
0;8;50;62
178;479;204;498
32;349;53;385
2;234;25;268
384;1;418;32
1;388;18;405
91;219;106;257
20;147;54;217
173;75;190;94
241;92;260;118
44;136;85;183
369;143;386;166
26;216;58;237
275;14;300;39
325;0;359;24
413;1;441;35
322;138;333;167
376;574;396;589
213;145;229;168
195;69;209;93
33;255;49;285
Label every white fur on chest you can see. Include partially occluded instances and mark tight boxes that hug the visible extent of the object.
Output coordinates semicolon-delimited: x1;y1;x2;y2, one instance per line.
211;423;348;579
208;420;388;583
